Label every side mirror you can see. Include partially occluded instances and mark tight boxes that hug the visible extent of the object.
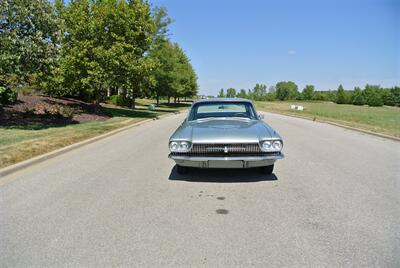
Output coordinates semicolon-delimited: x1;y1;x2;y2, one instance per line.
258;114;264;120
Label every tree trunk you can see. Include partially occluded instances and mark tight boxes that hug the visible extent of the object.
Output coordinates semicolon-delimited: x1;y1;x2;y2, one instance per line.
184;96;187;102
131;97;136;109
167;96;170;104
174;96;176;103
178;97;180;103
156;95;160;106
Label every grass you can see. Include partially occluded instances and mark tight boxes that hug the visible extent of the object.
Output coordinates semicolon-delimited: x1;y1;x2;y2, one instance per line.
255;101;400;138
0;100;190;168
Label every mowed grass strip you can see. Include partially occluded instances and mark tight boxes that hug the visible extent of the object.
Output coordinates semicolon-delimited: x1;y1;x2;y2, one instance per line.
256;101;400;138
0;101;189;168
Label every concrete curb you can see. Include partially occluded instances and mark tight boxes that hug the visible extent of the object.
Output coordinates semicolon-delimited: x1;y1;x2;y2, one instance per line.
0;111;184;178
261;110;400;142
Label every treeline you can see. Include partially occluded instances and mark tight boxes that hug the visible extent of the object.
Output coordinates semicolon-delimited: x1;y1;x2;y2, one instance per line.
217;82;400;107
0;0;198;108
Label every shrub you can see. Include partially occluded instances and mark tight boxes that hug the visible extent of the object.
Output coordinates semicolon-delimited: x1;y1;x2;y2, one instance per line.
352;94;365;105
108;95;131;107
0;86;18;105
19;86;34;95
389;87;400;106
61;107;76;118
335;85;347;104
366;91;383;107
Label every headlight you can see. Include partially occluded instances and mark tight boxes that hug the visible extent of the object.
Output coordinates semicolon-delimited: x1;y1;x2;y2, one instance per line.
169;141;191;152
262;140;272;150
261;140;283;152
272;140;282;151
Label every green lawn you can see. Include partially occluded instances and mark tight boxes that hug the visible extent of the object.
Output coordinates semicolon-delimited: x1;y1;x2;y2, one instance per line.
0;100;189;168
256;101;400;138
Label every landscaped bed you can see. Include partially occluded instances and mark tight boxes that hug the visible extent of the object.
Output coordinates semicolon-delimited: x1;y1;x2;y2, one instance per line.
0;94;190;168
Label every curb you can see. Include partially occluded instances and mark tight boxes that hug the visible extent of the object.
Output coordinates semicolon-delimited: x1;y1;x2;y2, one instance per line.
0;111;184;178
261;110;400;142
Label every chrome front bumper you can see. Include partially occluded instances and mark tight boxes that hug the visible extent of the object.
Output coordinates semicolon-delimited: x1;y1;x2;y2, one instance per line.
169;153;284;168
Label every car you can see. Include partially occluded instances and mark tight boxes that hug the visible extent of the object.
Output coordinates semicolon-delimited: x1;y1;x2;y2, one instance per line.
168;98;284;175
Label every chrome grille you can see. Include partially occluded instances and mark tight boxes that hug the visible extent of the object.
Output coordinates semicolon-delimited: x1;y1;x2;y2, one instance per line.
190;143;263;154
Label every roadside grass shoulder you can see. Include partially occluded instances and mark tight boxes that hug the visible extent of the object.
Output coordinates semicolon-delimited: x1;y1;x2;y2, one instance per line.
256;101;400;138
0;99;190;168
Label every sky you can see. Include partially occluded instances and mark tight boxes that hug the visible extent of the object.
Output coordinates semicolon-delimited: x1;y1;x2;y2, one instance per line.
151;0;399;96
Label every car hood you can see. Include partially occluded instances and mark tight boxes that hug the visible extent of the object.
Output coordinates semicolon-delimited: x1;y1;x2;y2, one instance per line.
171;118;279;143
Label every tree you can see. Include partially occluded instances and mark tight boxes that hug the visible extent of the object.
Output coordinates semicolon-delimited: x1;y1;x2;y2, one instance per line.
170;44;198;102
52;0;156;107
389;86;400;106
226;88;236;98
236;89;247;99
149;41;197;104
218;88;225;98
275;81;298;100
250;83;267;101
302;85;315;100
364;84;383;107
335;84;347;104
150;41;178;104
351;87;365;105
0;0;61;87
381;88;394;106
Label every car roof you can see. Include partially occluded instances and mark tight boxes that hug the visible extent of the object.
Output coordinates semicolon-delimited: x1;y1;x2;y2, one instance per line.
194;98;252;104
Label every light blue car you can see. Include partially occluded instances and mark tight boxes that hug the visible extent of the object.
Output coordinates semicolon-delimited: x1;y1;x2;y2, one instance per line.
168;98;284;174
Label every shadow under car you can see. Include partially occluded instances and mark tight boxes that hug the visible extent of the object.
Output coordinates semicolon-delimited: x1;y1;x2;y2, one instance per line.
168;165;278;183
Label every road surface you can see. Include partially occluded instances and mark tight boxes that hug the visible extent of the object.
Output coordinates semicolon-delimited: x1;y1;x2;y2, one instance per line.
1;112;399;267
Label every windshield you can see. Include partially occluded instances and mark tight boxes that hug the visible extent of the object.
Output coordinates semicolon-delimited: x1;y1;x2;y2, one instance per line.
189;101;257;120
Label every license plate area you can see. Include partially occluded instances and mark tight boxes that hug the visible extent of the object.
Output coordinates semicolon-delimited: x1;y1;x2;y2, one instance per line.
208;160;244;168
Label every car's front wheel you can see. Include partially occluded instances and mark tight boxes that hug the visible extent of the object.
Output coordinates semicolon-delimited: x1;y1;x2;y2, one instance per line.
176;165;189;174
260;164;274;175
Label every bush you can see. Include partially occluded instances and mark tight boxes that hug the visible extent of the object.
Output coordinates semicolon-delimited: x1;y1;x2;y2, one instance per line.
335;85;347;104
108;95;131;107
61;107;76;118
352;94;365;105
19;86;34;95
366;91;383;107
0;86;18;105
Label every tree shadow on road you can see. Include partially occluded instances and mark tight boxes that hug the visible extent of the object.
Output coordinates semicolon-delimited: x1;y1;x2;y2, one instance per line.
168;165;278;183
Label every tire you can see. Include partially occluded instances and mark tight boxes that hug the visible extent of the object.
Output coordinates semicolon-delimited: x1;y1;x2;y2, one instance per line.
260;164;274;175
176;165;189;174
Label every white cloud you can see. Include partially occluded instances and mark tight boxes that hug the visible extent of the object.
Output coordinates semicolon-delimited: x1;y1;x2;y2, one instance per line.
288;50;297;55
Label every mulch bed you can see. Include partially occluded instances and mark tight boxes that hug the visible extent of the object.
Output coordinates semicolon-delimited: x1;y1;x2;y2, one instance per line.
0;94;110;128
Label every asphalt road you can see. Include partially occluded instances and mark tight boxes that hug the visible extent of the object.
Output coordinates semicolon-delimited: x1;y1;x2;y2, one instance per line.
1;112;399;267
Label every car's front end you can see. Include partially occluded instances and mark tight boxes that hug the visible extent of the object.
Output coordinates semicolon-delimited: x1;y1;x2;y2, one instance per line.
169;140;284;169
168;98;284;174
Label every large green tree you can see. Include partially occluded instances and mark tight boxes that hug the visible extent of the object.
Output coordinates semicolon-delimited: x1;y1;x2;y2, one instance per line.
52;0;156;107
302;85;315;100
149;41;198;104
0;0;61;87
275;81;298;100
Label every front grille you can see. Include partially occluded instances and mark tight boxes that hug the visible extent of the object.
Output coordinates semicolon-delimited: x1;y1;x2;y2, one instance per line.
171;143;276;157
191;143;263;154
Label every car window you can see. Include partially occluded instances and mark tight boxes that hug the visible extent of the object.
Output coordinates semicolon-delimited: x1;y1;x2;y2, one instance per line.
189;102;257;120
